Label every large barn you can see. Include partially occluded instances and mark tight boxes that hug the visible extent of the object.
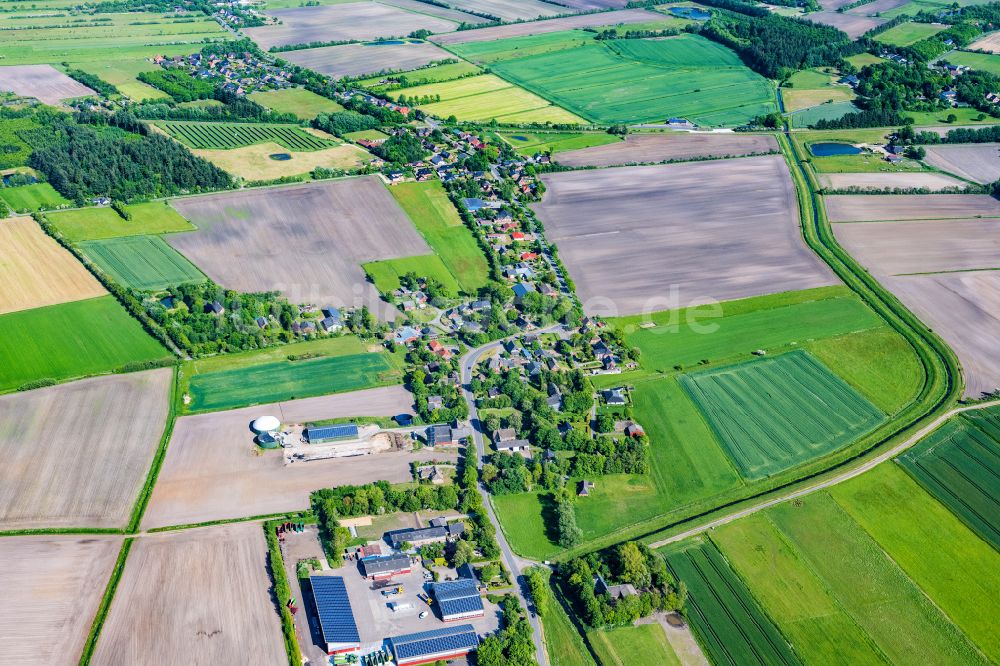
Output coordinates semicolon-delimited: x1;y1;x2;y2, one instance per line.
309;575;361;655
432;578;485;622
359;552;412;580
389;624;480;666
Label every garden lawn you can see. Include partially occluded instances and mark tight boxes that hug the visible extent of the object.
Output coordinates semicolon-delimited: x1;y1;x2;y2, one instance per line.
713;513;890;665
483;34;776;126
679;350;886;479
181;336;401;413
47;202;195;241
389;180;489;293
588;624;679;666
0;296;170;392
248;88;344;119
769;493;987;666
0;183;69;211
831;463;1000;662
363;254;461;297
80;235;205;291
899;410;1000;550
663;539;799;666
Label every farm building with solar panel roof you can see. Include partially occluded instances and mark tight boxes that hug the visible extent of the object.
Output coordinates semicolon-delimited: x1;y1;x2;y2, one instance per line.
431;578;485;622
304;423;360;444
389;624;480;665
309;575;361;655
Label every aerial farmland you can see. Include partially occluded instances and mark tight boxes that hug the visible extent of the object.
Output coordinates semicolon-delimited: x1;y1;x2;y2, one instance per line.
554;132;778;166
0;64;94;104
279;41;453;79
167;177;430;318
532;156;836;315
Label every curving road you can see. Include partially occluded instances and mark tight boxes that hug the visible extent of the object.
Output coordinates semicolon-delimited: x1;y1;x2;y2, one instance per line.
649;398;1000;549
460;325;566;666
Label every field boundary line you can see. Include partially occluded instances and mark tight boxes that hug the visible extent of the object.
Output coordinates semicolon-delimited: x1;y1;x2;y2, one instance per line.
78;537;133;666
126;365;179;534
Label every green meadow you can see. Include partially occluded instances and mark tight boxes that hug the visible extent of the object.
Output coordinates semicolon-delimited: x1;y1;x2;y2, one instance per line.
0;183;70;211
80;235;205;291
364;255;462;298
248;88;344;120
47;202;195;242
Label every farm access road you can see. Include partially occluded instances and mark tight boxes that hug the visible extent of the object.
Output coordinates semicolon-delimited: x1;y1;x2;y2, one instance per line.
460;324;569;666
649;398;1000;549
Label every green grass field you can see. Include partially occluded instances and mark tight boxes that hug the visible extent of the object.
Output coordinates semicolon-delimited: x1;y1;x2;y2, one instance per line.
181;336;401;413
537;576;597;666
159;121;337;151
473;33;776;126
588;624;680;666
495;130;621;156
80;235;204;291
663;539;799;666
389;180;489;294
356;61;482;90
713;513;890;665
72;57;172;101
47;202;195;242
872;21;946;46
680;350;886;479
946;50;1000;76
0;296;170;392
0;183;70;211
493;491;559;559
768;493;986;665
899;407;1000;550
363;254;462;297
343;129;390;142
831;463;1000;662
249;88;344;120
787;101;859;129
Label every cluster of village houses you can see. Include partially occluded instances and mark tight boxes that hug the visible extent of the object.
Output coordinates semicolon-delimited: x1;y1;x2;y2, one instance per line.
153;47;292;96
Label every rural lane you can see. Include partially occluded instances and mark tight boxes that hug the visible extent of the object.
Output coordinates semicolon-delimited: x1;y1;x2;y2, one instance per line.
649;398;1000;549
460;325;566;666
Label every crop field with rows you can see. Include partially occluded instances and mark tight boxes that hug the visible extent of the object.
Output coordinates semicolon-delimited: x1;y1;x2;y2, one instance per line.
663;539;799;666
159;121;336;151
680;350;886;479
80;235;205;291
899;406;1000;550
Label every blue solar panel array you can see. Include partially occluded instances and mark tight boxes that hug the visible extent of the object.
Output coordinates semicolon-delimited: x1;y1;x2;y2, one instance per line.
432;579;484;618
310;576;360;645
390;624;479;661
305;424;359;442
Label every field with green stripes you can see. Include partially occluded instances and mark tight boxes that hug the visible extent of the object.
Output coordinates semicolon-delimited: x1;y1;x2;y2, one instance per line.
81;236;204;291
454;32;776;126
663;539;799;666
0;296;170;392
899;406;1000;550
680;350;886;479
159;121;337;151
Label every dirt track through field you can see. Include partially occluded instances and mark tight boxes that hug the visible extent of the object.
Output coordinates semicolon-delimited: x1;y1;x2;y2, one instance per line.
556;133;778;167
0;369;171;530
0;216;106;314
91;523;285;665
245;3;456;49
532;156;837;316
0;64;94;103
168;177;427;319
0;535;122;666
141;386;460;529
430;8;662;44
922;143;1000;184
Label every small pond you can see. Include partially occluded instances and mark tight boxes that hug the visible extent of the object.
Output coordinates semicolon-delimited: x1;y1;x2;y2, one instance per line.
269;153;292;161
369;40;405;45
810;142;861;157
511;135;529;141
668;6;711;19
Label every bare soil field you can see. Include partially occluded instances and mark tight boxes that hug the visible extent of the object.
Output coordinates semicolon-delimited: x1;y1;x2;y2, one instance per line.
92;523;285;665
431;8;662;44
0;535;122;666
378;0;485;23
281;41;452;79
884;271;1000;397
168;177;428;318
922;143;1000;184
552;0;628;8
817;0;856;10
445;0;562;21
806;12;884;38
555;133;778;167
817;171;969;191
532;156;837;316
970;31;1000;53
193;142;370;180
0;64;94;104
845;0;908;14
245;4;456;49
0;216;105;315
834;218;1000;274
825;194;1000;221
0;369;171;530
140;386;460;529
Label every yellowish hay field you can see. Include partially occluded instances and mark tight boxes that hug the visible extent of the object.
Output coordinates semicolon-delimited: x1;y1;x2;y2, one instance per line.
194;141;372;180
0;216;105;314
